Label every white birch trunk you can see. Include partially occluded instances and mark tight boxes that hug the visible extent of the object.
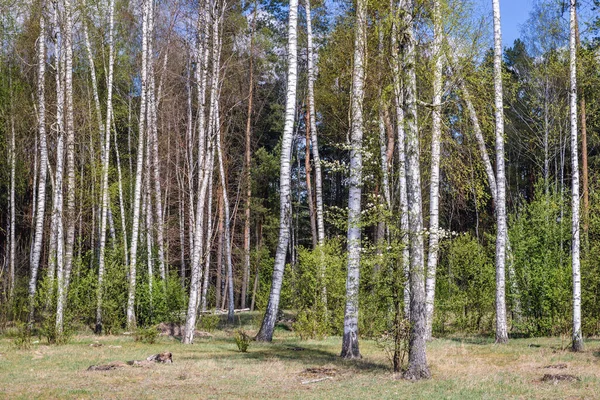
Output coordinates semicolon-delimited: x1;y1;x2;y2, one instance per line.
182;0;213;344
492;0;508;344
95;0;116;333
9;102;16;299
340;0;365;359
305;0;327;308
57;0;77;336
48;2;65;312
569;0;583;352
424;0;443;341
403;0;430;380
127;0;152;329
201;146;215;312
391;5;410;318
256;0;298;342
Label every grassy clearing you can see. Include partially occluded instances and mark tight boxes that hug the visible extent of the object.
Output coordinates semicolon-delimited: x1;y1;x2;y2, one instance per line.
1;315;599;399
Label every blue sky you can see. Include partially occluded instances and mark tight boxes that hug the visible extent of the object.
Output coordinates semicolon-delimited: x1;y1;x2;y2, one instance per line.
496;0;535;46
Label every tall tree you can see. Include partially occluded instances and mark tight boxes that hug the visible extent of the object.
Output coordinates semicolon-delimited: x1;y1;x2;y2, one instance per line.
256;0;298;342
128;0;152;330
492;0;508;344
242;2;257;310
340;0;366;360
424;0;444;341
56;0;77;336
391;0;410;317
29;1;48;326
402;0;430;379
569;0;583;352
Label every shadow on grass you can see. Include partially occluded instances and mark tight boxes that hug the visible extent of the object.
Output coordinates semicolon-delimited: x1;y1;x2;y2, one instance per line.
178;338;390;373
447;336;495;345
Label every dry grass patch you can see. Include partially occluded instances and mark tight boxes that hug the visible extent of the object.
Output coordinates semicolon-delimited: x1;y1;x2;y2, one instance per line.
1;329;599;399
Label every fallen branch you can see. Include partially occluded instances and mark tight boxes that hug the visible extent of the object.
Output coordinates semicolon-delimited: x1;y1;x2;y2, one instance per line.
301;377;332;385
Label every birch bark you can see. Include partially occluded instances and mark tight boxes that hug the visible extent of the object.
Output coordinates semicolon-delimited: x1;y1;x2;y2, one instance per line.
340;0;365;359
256;0;298;342
127;0;152;329
402;0;430;379
424;0;443;341
569;0;583;352
492;0;508;344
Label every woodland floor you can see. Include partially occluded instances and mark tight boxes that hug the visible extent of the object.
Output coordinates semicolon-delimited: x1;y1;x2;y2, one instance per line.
1;315;600;399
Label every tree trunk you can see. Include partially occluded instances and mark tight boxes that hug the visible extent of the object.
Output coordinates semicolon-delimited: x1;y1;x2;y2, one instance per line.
56;0;77;337
9;96;16;299
402;0;430;380
305;0;327;307
127;0;152;330
241;2;257;311
256;0;298;342
424;0;443;342
391;1;410;319
492;0;508;344
569;0;583;352
183;0;213;344
305;106;318;249
47;2;65;313
216;189;224;309
340;0;365;360
201;146;215;312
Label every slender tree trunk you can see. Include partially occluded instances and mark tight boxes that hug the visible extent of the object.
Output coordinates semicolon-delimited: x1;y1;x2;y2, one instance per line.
569;0;583;352
201;147;215;312
48;2;65;313
574;15;588;236
250;221;262;311
450;54;521;318
56;0;77;336
305;0;327;307
256;0;298;342
9;100;16;299
127;0;152;330
402;0;430;380
150;62;166;283
305;106;318;249
210;9;232;323
241;2;257;311
340;0;365;359
216;190;224;309
95;0;116;333
182;0;212;344
492;0;508;344
113;121;129;266
424;0;443;341
391;2;410;318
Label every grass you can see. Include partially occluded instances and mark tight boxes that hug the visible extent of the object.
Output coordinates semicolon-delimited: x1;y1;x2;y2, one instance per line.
1;314;599;399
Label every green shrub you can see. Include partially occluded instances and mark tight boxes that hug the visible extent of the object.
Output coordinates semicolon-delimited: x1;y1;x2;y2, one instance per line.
234;330;251;352
135;325;160;344
198;314;220;332
13;322;32;350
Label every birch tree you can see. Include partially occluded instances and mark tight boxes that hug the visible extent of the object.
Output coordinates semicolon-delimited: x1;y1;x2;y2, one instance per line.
242;2;257;310
29;4;48;322
56;0;77;336
402;0;430;379
256;0;298;342
128;0;153;329
391;0;410;317
340;0;366;359
183;0;213;344
305;0;328;310
424;0;443;341
492;0;508;344
569;0;583;352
